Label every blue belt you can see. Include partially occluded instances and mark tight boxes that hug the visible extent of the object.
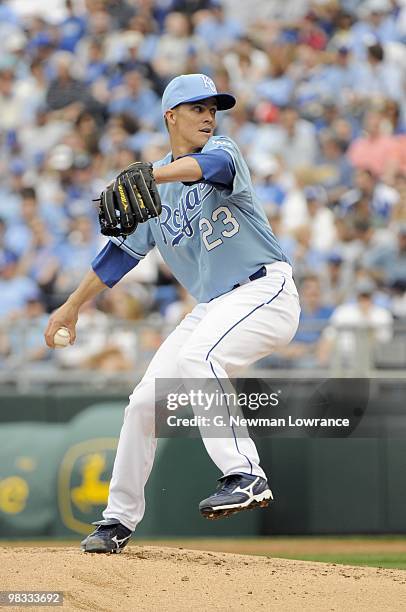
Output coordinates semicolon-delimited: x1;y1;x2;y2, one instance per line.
232;265;267;290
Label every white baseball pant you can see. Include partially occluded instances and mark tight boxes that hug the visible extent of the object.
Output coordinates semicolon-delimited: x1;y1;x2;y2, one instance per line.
103;262;300;531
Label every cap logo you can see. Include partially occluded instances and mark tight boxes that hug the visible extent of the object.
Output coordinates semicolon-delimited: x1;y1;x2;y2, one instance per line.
200;75;217;93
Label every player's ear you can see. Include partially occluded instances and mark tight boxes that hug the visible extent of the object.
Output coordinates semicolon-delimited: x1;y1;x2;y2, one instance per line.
165;109;176;130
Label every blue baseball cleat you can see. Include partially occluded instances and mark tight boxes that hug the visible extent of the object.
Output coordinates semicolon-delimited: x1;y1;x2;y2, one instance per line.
81;519;132;553
199;473;273;519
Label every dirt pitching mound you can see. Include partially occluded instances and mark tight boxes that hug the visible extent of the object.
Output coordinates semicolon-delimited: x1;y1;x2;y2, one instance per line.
1;545;405;611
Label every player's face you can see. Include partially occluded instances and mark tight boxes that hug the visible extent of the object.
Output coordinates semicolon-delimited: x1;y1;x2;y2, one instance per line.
169;98;217;150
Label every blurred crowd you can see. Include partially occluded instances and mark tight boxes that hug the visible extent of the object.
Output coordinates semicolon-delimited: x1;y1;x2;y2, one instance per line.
0;0;405;374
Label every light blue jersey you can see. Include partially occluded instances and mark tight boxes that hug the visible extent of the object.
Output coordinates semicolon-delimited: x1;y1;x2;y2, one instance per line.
111;136;289;303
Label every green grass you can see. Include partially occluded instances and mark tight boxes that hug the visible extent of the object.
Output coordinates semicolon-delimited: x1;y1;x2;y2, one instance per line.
272;553;406;570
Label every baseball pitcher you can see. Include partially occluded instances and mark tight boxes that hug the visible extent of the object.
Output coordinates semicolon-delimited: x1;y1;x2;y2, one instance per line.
45;74;300;553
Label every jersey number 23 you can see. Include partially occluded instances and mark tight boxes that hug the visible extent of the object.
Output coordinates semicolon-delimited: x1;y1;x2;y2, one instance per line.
199;206;240;252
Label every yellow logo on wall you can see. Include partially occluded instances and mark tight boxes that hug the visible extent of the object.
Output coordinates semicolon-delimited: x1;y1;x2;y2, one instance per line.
71;453;110;513
58;439;118;534
0;476;29;514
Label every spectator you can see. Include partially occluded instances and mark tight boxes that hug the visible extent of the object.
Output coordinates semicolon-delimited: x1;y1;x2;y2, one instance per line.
298;13;328;49
285;224;325;279
4;296;52;366
16;217;61;295
253;105;318;170
221;102;258;152
255;51;293;108
55;215;101;294
152;12;207;79
318;129;354;204
350;0;402;59
12;58;48;124
83;38;109;86
291;46;332;109
340;220;388;272
382;99;405;135
75;9;114;65
304;185;337;253
195;2;244;52
320;252;354;306
18;105;72;167
348;110;405;177
108;70;160;128
25;16;58;58
363;224;406;287
4;187;41;256
224;37;270;103
327;10;354;52
75;110;101;155
352;42;404;104
0;68;24;130
0;253;39;320
0;161;27;224
119;32;163;94
252;155;286;211
275;275;334;367
105;0;137;29
319;277;393;370
62;152;102;220
46;51;88;113
57;0;87;53
339;168;400;225
124;13;160;65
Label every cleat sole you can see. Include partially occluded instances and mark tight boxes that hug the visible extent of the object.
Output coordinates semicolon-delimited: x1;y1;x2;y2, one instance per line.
200;496;272;520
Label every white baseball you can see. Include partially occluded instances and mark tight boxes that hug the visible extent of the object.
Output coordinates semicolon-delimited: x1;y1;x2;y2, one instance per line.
53;327;71;349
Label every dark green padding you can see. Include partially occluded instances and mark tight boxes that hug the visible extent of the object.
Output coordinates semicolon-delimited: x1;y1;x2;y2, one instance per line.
0;423;65;536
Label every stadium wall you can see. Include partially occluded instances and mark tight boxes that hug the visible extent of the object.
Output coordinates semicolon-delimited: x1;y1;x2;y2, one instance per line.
0;395;405;538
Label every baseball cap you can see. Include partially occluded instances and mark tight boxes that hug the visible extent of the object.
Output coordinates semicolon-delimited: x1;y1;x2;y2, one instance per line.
355;278;376;296
162;74;236;115
327;252;343;265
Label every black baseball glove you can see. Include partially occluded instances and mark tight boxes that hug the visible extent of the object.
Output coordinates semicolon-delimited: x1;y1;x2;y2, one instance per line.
97;162;162;237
